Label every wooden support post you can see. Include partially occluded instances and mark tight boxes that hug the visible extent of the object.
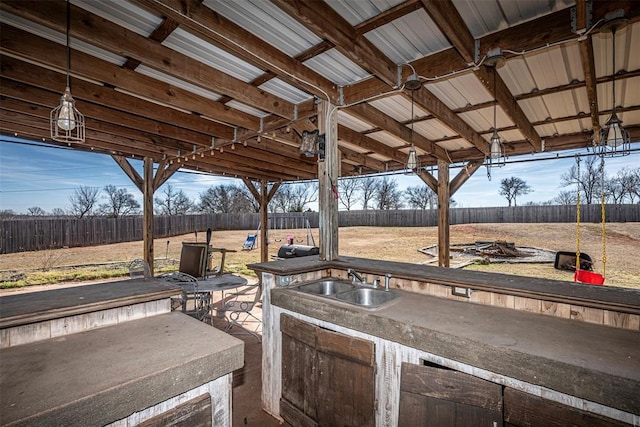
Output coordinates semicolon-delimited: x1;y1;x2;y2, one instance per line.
318;100;339;260
260;180;269;263
437;160;450;267
143;157;154;273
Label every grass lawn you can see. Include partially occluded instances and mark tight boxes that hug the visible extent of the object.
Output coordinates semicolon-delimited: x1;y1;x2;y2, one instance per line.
1;223;638;291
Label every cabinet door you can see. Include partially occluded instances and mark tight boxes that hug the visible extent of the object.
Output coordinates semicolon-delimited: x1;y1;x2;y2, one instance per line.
280;314;375;427
399;363;503;426
316;327;375;427
504;388;631;427
281;314;318;426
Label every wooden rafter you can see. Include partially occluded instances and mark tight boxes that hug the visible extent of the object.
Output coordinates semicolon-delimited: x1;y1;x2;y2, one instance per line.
134;0;339;103
408;87;489;156
347;104;450;162
416;0;542;152
576;0;600;144
0;1;296;119
271;0;398;87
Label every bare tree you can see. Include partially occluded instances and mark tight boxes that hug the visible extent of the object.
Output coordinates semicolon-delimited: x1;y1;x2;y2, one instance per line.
611;167;640;203
98;185;140;218
560;156;603;204
271;182;318;212
554;190;577;205
359;177;379;210
198;184;254;213
338;177;361;211
374;177;403;210
0;209;16;219
51;207;67;217
68;186;100;218
499;177;532;207
404;185;437;209
154;184;193;215
27;206;46;216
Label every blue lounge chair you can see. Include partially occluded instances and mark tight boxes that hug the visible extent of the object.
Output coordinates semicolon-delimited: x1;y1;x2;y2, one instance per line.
243;234;257;250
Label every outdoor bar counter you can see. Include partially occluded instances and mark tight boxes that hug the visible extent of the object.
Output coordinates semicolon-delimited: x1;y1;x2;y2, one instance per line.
250;256;640;426
0;279;244;426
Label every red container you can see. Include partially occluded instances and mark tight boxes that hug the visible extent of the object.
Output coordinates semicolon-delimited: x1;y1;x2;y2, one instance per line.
574;269;605;285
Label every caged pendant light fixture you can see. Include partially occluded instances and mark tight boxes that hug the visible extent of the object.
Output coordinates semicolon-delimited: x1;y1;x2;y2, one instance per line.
50;0;85;143
598;13;630;157
486;66;505;180
404;75;421;174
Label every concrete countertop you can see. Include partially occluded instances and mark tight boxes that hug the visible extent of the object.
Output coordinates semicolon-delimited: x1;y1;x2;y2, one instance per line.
0;279;179;329
250;256;640;313
271;285;640;415
0;311;244;426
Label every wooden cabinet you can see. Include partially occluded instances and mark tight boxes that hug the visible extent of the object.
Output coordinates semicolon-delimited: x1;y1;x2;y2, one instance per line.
399;362;631;427
280;314;375;427
504;388;630;427
399;362;503;426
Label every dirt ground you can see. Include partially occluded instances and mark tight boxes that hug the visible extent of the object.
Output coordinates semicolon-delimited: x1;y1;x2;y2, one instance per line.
0;223;638;291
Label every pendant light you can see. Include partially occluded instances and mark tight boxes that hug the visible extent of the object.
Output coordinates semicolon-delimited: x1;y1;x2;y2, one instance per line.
598;15;630;157
486;66;505;180
405;76;421;174
50;0;85;143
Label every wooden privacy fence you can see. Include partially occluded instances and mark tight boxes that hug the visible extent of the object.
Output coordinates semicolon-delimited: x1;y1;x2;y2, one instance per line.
1;205;638;254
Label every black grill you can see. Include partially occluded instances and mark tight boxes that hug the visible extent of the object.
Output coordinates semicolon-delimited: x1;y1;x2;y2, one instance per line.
277;244;320;259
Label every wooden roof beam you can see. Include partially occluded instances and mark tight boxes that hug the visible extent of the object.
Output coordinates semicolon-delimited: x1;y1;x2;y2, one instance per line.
134;0;339;103
0;1;296;119
418;0;475;64
0;25;260;131
417;0;542;152
0;55;235;140
408;87;489;156
347;103;450;162
338;124;407;165
271;0;398;88
475;65;542;152
576;0;600;144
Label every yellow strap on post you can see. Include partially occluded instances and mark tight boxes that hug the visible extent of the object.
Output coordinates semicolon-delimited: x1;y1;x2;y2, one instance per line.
599;157;607;279
601;189;607;278
576;192;581;271
575;156;581;272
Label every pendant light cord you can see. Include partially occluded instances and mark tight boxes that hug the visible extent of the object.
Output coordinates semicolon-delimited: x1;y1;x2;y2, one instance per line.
410;89;414;148
493;68;497;131
66;0;71;89
611;27;616;114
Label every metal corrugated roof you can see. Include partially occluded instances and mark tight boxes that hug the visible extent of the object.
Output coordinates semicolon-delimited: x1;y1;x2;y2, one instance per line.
452;0;574;38
163;28;264;83
224;100;269;118
369;94;429;123
204;0;321;57
135;65;223;102
337;111;376;132
365;9;451;64
303;49;369;85
325;0;404;26
259;78;312;104
426;74;493;110
74;0;161;38
414;119;457;140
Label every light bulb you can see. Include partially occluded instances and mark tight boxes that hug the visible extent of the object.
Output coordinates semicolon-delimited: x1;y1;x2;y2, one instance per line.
57;98;76;131
490;132;502;159
606;122;623;147
407;148;417;170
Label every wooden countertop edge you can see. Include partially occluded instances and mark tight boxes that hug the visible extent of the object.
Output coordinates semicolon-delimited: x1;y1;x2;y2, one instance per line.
0;288;178;329
250;256;640;314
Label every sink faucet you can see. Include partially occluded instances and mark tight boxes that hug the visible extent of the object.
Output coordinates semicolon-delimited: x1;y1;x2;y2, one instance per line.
347;269;366;285
384;274;392;291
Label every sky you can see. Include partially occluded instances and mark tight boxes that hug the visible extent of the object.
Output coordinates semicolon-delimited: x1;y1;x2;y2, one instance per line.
1;136;638;214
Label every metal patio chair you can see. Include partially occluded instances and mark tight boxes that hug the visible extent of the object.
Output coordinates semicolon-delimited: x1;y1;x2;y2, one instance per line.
216;281;263;340
159;271;210;321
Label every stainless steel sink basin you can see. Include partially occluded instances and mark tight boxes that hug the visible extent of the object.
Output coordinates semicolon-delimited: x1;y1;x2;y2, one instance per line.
296;279;355;296
335;288;396;308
